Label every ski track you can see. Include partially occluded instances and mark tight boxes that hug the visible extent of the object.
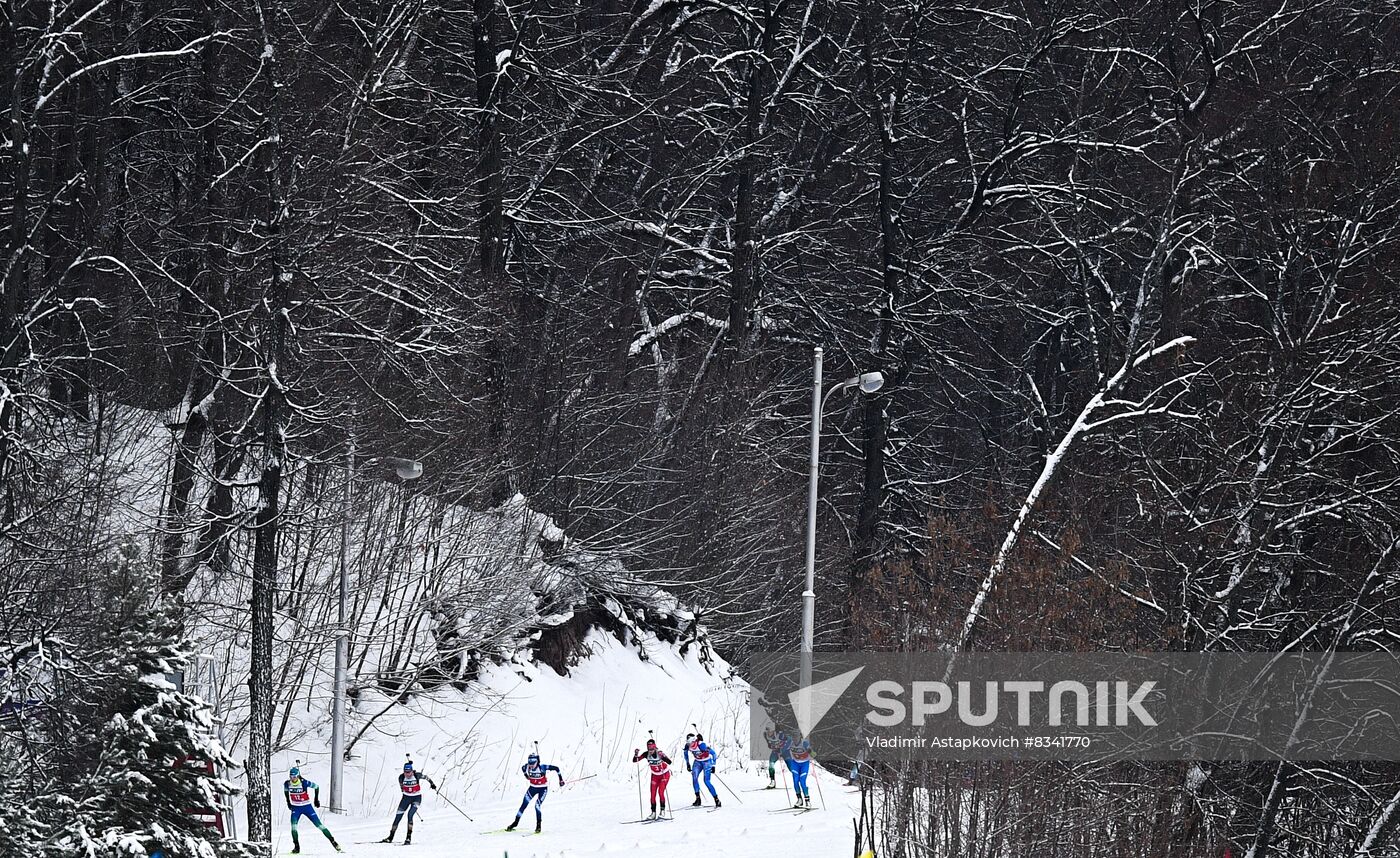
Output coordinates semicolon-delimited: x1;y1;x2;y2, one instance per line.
271;769;855;857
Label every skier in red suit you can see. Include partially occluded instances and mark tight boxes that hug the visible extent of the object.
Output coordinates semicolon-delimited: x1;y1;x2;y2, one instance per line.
632;738;673;819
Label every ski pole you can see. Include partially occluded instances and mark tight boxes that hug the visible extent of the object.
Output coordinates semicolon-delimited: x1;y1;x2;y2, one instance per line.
712;772;743;804
641;729;655;819
435;790;474;822
812;764;826;811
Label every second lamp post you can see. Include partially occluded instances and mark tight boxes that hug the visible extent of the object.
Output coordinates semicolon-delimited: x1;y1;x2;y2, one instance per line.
800;346;883;729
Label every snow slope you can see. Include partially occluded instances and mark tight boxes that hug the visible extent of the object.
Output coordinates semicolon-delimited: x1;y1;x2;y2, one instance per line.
44;406;857;854
269;629;859;856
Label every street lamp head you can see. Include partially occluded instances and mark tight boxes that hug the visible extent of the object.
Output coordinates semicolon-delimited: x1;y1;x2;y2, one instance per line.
384;457;424;481
829;370;886;402
857;371;885;394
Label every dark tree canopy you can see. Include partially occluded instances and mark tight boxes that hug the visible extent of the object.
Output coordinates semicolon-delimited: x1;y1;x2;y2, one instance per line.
3;0;1398;854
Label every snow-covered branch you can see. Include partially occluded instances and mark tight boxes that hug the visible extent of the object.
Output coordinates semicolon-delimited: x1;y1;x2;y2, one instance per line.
952;336;1196;651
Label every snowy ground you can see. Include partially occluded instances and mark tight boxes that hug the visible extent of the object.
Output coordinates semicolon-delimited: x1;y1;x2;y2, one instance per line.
271;768;859;857
259;628;859;857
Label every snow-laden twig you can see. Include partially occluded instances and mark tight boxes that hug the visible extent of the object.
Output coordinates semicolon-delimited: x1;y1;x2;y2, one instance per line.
34;33;230;113
627;312;728;357
951;335;1195;651
1357;780;1400;857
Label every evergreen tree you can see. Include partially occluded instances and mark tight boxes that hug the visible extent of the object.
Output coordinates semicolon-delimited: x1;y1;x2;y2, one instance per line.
0;547;253;858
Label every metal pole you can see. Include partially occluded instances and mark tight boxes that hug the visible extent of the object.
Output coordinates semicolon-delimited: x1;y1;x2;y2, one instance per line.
330;432;353;813
200;654;238;838
800;346;822;734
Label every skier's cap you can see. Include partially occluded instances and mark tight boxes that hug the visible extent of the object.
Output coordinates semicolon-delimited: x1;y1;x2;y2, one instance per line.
646;739;657;748
289;766;300;777
527;753;540;762
404;762;414;771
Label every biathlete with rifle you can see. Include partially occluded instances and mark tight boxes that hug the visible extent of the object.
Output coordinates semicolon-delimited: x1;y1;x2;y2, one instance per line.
783;734;814;808
684;732;721;808
503;752;565;833
762;723;787;789
632;737;673;819
283;765;342;854
379;759;437;844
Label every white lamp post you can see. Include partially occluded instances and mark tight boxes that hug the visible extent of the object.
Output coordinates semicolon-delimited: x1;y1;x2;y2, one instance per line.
800;347;883;735
330;449;423;813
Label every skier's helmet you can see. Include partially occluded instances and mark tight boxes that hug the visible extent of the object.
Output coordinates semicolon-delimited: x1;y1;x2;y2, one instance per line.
289;766;300;778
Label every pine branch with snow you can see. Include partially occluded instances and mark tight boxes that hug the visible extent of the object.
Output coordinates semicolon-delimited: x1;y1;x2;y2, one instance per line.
0;557;252;858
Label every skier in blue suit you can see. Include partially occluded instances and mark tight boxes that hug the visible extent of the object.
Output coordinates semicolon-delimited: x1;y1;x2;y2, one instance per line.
504;753;564;833
283;766;343;853
684;732;721;808
783;735;813;808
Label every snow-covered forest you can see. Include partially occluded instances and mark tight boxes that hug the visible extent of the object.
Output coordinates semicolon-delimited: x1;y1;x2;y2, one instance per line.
3;0;1399;855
